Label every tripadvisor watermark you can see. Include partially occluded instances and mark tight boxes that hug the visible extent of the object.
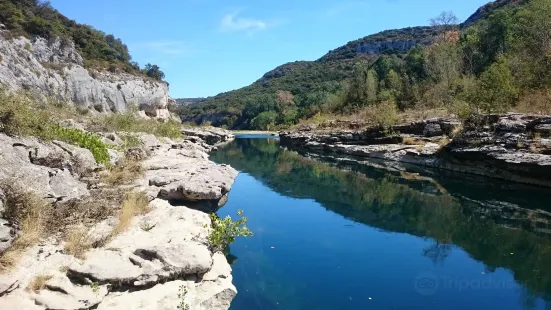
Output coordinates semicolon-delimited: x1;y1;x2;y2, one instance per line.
414;271;520;296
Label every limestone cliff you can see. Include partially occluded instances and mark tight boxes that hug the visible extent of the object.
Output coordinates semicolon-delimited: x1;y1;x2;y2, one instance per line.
0;30;174;120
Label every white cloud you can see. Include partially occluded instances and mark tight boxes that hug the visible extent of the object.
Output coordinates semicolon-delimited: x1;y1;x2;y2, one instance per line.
219;11;268;34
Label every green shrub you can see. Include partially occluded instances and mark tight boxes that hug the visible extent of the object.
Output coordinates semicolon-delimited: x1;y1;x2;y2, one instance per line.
207;210;253;252
52;126;110;165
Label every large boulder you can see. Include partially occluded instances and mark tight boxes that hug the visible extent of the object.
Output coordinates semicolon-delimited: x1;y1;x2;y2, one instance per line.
141;145;238;208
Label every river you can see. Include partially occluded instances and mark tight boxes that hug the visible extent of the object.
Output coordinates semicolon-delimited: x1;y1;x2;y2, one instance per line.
210;135;551;310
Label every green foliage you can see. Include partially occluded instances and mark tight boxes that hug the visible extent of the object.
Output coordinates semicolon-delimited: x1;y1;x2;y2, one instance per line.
473;56;518;114
251;111;277;130
371;100;399;129
142;63;165;81
93;112;182;139
207;210;253;252
52;126;110;165
0;0;163;78
90;282;99;295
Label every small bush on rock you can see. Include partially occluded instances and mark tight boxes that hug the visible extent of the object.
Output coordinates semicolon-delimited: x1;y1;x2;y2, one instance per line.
207;210;253;252
52;126;110;165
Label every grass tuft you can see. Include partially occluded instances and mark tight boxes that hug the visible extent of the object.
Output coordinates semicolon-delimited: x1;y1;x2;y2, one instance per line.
64;226;93;259
0;181;50;271
27;275;53;293
102;159;143;186
110;192;150;238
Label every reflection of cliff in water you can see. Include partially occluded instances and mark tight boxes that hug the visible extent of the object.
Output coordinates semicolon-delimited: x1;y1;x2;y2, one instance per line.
211;138;551;301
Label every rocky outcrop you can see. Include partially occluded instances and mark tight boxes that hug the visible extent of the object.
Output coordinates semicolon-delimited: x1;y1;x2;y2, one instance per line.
280;114;551;187
0;34;173;120
0;128;239;309
0;134;95;203
356;40;420;55
139;137;238;212
182;127;235;150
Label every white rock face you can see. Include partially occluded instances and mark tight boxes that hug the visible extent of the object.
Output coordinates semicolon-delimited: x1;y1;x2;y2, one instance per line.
0;34;173;119
0;129;239;310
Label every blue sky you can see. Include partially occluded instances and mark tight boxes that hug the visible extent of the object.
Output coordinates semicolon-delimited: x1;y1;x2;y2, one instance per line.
50;0;488;98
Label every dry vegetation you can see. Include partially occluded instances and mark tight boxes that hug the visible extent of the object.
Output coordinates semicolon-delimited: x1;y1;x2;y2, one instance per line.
27;274;53;293
101;159;143;186
64;226;93;259
0;182;51;271
109;192;150;238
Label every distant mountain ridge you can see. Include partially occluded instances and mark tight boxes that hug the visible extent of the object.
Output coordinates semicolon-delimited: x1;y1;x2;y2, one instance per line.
180;0;527;129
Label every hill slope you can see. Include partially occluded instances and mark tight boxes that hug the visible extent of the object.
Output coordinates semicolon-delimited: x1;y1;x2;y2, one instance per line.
181;0;548;130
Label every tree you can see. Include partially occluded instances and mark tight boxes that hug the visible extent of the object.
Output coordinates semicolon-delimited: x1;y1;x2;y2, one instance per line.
474;56;518;114
430;11;459;32
251;111;277;130
424;36;462;106
365;69;379;104
142;63;165;81
385;69;402;99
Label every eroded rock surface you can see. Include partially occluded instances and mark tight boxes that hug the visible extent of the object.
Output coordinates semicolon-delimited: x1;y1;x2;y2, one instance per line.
0;134;92;203
0;34;174;120
280;114;551;187
140;141;237;210
0;128;239;310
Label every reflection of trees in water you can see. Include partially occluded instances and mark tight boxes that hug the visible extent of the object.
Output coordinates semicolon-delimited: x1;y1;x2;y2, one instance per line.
422;242;452;266
212;138;551;304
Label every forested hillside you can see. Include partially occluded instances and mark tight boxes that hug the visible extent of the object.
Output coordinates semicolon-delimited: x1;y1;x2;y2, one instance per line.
181;0;551;130
0;0;165;80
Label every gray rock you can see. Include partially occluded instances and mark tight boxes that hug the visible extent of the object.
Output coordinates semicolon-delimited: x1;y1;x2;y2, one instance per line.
138;134;161;150
96;279;236;310
58;119;86;131
49;169;90;201
0;219;15;254
32;274;109;309
107;149;124;166
182;127;234;146
142;147;238;204
423;123;443;137
533;124;551;134
106;132;124;146
0;134;90;202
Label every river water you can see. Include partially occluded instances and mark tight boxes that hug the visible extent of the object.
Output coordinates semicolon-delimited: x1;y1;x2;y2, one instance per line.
210;135;551;310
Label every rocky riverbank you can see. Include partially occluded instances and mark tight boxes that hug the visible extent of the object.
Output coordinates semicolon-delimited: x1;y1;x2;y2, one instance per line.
280;113;551;187
0;127;239;309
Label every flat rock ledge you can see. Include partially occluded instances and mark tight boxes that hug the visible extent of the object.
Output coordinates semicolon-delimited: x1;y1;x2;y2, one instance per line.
281;114;551;187
0;129;239;310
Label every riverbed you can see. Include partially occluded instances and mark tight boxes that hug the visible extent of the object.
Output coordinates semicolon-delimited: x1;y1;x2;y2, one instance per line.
211;135;551;310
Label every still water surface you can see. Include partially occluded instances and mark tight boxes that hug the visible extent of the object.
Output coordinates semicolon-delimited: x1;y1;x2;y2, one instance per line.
211;135;551;310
